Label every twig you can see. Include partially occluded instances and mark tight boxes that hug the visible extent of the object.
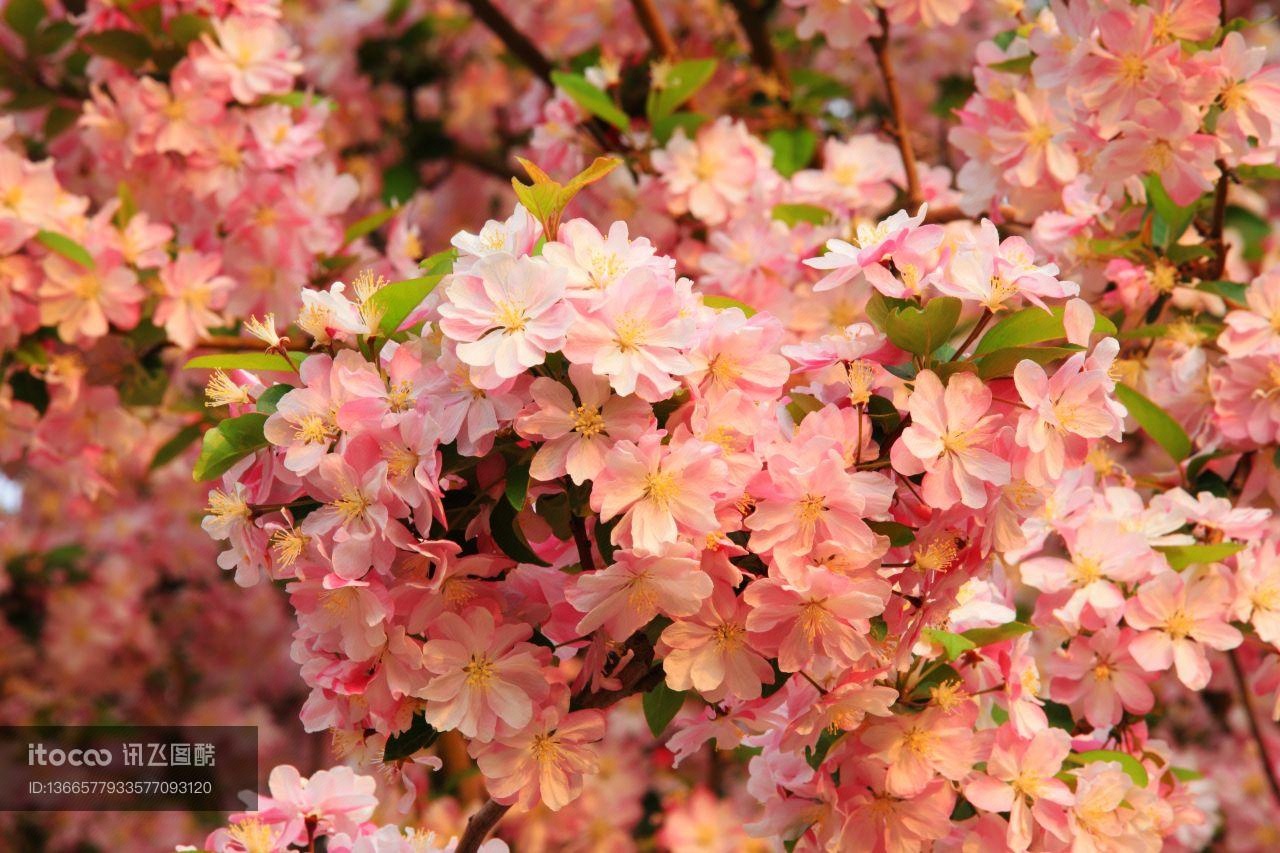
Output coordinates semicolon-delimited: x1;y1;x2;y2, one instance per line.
1205;161;1232;280
869;10;921;208
569;513;596;572
950;309;992;362
630;0;678;59
1228;650;1280;808
457;0;554;82
456;799;512;853
726;0;789;94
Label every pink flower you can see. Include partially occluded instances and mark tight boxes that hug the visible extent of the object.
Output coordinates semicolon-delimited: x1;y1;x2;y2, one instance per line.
861;704;980;796
590;432;726;551
791;135;903;213
785;0;879;50
935;220;1078;312
659;583;774;701
154;250;234;349
1124;568;1242;690
745;442;894;565
684;308;790;401
417;607;550;741
541;218;671;296
1214;32;1280;151
196;15;303;104
891;370;1010;509
1219;269;1280;358
805;205;943;294
515;364;653;485
743;568;890;672
651;117;776;225
472;701;605;811
560;269;695;402
252;764;378;844
1233;540;1280;646
1050;628;1155;729
1019;520;1154;628
567;543;712;640
438;253;571;389
138;61;224;155
964;727;1075;851
301;435;405;580
38;255;143;343
837;761;955;853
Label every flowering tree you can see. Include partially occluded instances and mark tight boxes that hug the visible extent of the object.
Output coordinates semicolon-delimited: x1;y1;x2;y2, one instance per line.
5;0;1280;850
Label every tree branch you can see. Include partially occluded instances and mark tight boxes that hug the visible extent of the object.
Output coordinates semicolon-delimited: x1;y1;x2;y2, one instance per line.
725;0;789;94
1206;161;1232;280
1229;650;1280;808
569;514;596;572
457;0;554;83
456;799;512;853
870;10;921;208
630;0;678;59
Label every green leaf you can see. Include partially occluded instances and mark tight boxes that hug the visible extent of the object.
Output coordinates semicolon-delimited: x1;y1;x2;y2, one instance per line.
866;520;915;547
1143;175;1200;249
1156;541;1245;571
4;0;45;39
81;29;152;68
766;128;817;178
973;306;1116;355
992;29;1017;50
183;352;303;372
786;392;823;426
35;230;94;269
1226;206;1269;262
883;296;962;356
255;384;293;415
1171;766;1204;782
149;423;202;470
924;628;977;661
961;621;1034;647
1236;164;1280;181
976;345;1082;380
650;112;708;145
369;275;443;336
1068;750;1149;787
866;395;901;433
383;714;441;762
488;497;550;566
511;156;622;237
419;248;458;276
505;460;531;509
343;206;399;247
166;12;212;46
192;413;269;482
702;295;756;317
642;680;685;737
772;203;831;227
551;71;630;131
1114;383;1192;461
648;58;716;120
987;54;1033;74
1196;279;1249;306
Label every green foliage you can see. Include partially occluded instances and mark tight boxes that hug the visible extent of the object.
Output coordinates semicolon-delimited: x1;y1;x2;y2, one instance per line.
975;345;1082;380
642;680;685;737
488;497;550;566
184;352;303;372
35;230;94;268
255;384;293;415
369;275;444;336
772;203;831;227
1156;542;1245;571
149;423;203;470
192;413;269;482
877;296;963;357
81;29;152;68
551;71;630;131
1066;750;1149;787
647;58;716;120
973;306;1116;355
343;206;400;247
702;295;756;317
1114;383;1193;462
650;112;708;145
766;128;817;178
383;714;441;761
866;520;915;547
511;156;622;237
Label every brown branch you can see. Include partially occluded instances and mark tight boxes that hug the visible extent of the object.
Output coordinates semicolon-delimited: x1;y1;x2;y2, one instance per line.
456;799;512;853
630;0;678;59
1206;161;1232;280
726;0;789;94
569;513;596;572
870;10;921;209
1229;650;1280;808
457;0;554;83
457;631;662;851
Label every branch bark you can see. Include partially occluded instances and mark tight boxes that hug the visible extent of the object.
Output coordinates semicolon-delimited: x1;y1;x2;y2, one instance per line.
726;0;789;94
870;10;921;209
1228;650;1280;808
456;799;512;853
630;0;678;59
457;0;554;83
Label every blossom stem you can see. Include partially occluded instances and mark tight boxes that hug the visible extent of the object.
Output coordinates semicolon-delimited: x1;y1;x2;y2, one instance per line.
456;799;512;853
870;10;921;208
1227;649;1280;807
726;0;790;94
1206;161;1232;280
570;513;597;571
630;0;678;59
951;309;993;362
